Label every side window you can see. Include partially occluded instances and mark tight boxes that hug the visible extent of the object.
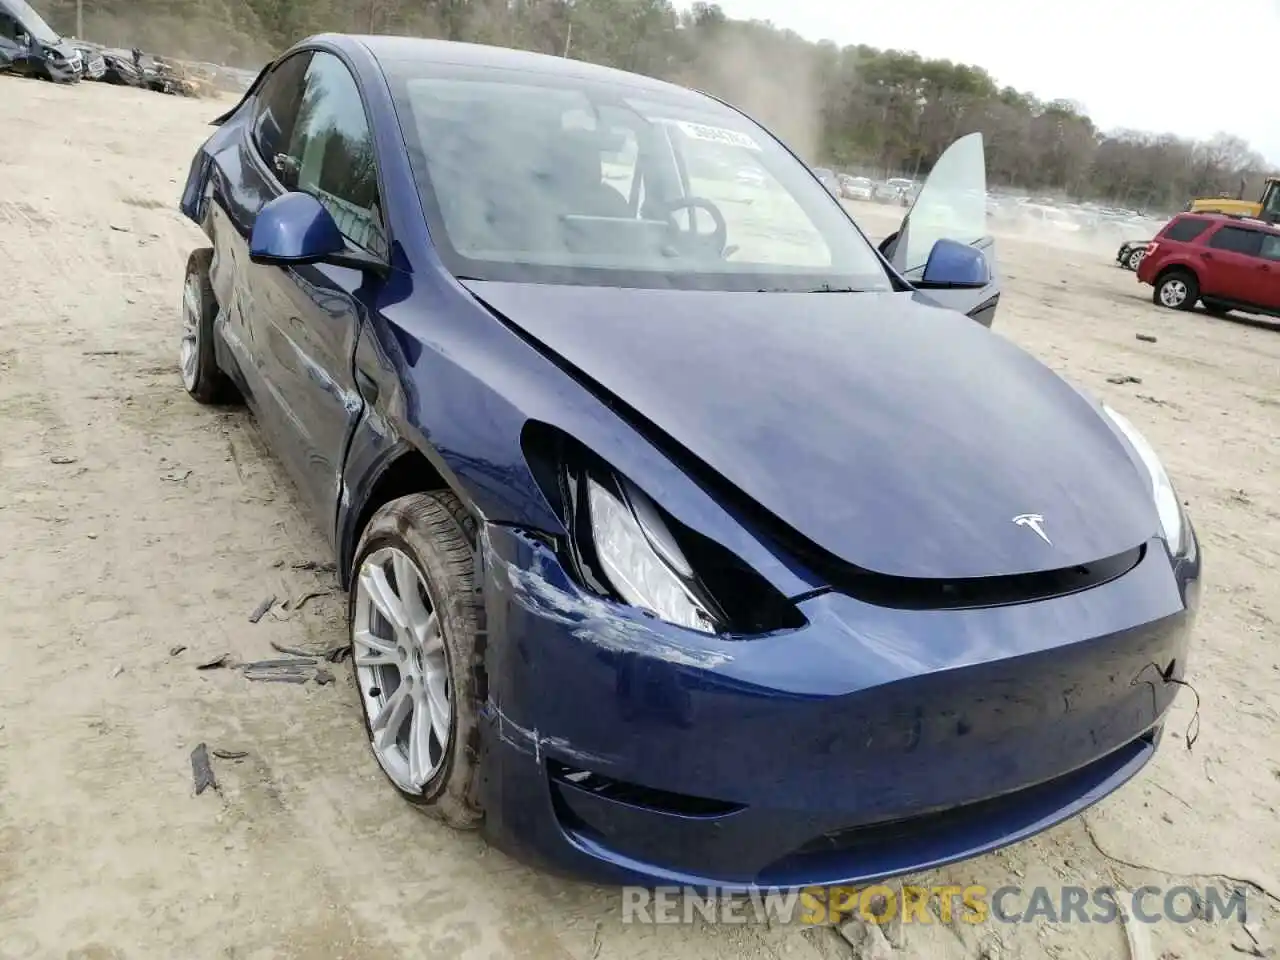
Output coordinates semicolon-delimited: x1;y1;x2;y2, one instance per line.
0;14;18;41
1207;226;1265;257
1163;217;1211;243
599;127;639;211
1262;185;1280;224
1260;235;1280;262
286;52;385;258
251;52;312;171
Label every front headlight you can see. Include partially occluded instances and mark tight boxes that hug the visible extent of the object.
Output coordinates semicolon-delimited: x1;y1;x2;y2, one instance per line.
587;476;716;633
1103;404;1184;555
521;421;805;636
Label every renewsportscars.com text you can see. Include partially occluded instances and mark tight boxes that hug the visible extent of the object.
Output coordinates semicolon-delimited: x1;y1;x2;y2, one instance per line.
621;884;1249;926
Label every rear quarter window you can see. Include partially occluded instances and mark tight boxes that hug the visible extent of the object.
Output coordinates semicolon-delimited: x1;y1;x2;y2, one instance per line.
1162;217;1211;242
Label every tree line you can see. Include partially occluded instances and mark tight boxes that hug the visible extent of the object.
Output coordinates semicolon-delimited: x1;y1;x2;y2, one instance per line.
45;0;1273;212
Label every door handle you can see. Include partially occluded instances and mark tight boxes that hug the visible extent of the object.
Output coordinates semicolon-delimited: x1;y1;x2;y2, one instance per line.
1202;252;1214;260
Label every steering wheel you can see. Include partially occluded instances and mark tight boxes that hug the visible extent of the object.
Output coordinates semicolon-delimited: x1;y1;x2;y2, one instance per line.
659;197;728;257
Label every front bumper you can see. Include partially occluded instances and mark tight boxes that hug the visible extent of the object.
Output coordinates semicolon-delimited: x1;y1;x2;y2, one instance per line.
477;524;1200;889
44;59;82;82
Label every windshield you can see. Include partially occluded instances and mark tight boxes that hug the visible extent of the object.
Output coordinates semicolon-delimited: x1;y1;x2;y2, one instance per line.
5;0;59;43
385;63;891;292
1262;181;1280;221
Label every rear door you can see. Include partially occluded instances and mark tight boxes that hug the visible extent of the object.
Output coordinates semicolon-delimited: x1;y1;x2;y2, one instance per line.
1200;224;1269;306
886;132;1000;323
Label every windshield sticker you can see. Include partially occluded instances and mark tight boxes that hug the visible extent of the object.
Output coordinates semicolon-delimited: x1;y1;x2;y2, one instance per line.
670;120;761;151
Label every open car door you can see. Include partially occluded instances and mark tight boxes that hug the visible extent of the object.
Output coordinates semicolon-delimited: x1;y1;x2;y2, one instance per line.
880;132;1001;327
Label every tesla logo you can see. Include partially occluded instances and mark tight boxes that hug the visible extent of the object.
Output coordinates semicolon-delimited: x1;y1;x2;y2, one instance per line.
1013;513;1052;545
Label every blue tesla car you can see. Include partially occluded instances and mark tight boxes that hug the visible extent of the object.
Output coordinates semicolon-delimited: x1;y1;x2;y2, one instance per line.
178;34;1200;889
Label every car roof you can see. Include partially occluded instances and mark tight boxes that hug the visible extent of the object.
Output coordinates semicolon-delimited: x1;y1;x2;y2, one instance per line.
1173;211;1280;235
345;34;705;103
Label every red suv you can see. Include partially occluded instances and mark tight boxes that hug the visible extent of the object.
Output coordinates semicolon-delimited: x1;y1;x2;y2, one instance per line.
1136;213;1280;318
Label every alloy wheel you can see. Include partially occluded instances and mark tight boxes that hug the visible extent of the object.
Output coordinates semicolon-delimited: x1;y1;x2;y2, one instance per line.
180;271;201;391
353;546;452;793
1159;278;1188;308
1127;250;1144;270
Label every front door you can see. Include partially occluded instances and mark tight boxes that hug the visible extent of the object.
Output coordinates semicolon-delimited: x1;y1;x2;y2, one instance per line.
885;132;1000;323
1256;234;1280;310
1200;224;1269;308
248;50;385;533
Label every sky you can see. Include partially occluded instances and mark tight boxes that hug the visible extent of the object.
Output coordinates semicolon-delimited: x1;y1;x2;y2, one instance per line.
708;0;1280;164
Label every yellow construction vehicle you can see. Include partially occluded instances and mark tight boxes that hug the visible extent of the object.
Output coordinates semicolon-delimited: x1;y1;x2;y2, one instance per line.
1188;177;1280;223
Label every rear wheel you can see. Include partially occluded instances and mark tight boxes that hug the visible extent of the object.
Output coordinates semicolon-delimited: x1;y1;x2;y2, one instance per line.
1153;270;1198;311
349;491;485;829
180;248;239;404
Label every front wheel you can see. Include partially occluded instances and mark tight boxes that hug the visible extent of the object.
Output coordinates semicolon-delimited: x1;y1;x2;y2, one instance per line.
1126;249;1145;271
349;491;485;829
1153;270;1199;311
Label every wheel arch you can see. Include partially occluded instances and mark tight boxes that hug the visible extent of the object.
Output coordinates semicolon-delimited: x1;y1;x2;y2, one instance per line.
1153;260;1199;287
337;441;460;589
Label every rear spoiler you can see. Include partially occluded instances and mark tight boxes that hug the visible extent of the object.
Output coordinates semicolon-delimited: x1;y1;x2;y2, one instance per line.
210;60;273;126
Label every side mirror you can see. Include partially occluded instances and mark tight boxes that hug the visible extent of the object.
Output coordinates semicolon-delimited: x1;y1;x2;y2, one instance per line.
249;192;384;273
16;32;30;47
918;238;990;289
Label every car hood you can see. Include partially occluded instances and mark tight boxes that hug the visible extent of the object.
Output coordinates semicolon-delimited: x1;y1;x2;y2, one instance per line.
462;281;1159;580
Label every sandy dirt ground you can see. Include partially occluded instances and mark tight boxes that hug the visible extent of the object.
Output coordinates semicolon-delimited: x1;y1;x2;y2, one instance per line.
0;78;1277;960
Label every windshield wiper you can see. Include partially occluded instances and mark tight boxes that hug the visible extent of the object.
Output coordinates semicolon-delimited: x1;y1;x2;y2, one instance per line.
756;284;864;293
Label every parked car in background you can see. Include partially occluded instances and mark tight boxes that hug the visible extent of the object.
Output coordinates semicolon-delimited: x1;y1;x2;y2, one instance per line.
1138;212;1280;318
839;174;874;201
874;177;916;205
1116;239;1150;271
0;0;86;82
1020;203;1083;234
68;40;126;83
812;166;840;197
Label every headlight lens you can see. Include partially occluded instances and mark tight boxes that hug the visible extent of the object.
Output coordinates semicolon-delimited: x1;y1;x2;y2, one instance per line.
1103;404;1184;555
587;476;716;633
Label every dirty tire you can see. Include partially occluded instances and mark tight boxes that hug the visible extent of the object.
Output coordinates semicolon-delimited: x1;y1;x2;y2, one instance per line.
1153;270;1199;311
181;248;239;404
350;491;485;830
